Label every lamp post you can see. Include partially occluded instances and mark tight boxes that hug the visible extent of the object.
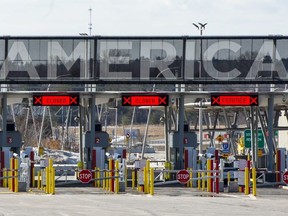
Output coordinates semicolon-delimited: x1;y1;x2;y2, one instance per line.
192;23;207;36
193;22;207;154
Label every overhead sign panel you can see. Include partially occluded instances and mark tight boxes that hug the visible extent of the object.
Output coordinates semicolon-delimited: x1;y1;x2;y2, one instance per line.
211;94;258;106
33;94;80;106
1;36;288;85
122;94;169;106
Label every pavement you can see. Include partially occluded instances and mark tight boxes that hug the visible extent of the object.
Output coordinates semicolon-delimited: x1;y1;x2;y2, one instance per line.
0;186;287;216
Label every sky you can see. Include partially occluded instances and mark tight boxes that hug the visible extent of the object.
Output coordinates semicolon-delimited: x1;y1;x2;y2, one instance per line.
0;0;287;36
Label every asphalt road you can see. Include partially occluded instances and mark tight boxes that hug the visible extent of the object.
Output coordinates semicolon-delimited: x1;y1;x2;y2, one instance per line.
0;187;287;216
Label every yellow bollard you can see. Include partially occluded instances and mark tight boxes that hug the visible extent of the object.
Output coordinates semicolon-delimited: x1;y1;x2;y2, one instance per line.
49;158;53;194
164;162;168;180
32;167;35;188
97;168;101;188
109;159;113;192
202;171;205;191
37;171;41;189
75;161;82;180
132;169;135;190
105;171;109;191
138;185;144;192
115;160;119;194
51;168;55;195
150;168;154;195
207;159;211;192
94;167;97;187
49;167;52;194
102;170;106;189
145;160;150;194
227;171;231;186
45;167;49;194
252;167;256;196
197;171;201;190
143;167;147;193
49;158;53;168
244;167;249;195
14;159;19;193
8;169;11;190
168;162;171;180
190;168;193;188
9;158;13;191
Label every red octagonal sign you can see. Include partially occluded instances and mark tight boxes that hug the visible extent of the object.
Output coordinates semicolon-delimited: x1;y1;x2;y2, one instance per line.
176;169;190;184
283;171;288;184
79;169;92;183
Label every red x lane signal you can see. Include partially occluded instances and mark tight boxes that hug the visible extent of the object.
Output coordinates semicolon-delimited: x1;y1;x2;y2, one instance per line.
211;94;258;106
122;94;169;106
123;96;131;105
33;94;80;106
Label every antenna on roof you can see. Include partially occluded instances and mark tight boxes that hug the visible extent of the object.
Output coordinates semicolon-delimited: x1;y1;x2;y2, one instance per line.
88;7;92;35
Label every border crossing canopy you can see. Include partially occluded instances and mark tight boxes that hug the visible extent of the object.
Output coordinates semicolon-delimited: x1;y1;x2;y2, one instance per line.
0;35;288;85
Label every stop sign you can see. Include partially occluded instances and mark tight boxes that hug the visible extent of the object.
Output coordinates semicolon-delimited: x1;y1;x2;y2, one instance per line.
79;169;92;183
176;170;190;184
283;171;288;184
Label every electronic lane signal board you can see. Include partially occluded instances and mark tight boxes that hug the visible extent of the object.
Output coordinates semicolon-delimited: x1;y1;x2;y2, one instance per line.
122;94;169;106
211;94;258;106
33;94;80;106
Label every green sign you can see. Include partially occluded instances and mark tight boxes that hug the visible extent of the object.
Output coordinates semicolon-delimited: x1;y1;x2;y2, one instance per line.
244;129;264;148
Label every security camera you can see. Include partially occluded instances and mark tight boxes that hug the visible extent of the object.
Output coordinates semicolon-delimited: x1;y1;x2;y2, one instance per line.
74;116;80;122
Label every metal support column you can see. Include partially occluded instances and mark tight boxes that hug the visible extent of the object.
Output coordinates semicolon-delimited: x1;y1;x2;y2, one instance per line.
90;95;96;157
79;104;84;165
267;38;276;171
164;106;169;162
255;106;259;168
1;94;7;151
199;86;203;154
250;106;256;168
267;95;275;171
178;94;185;169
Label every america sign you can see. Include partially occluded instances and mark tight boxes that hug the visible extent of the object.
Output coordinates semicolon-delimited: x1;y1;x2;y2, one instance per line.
0;36;287;84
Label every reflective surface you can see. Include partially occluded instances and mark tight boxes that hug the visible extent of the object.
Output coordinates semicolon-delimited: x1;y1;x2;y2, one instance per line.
0;36;287;85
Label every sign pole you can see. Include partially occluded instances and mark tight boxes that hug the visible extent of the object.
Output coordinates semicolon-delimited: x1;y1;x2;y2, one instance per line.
267;96;275;171
255;107;259;168
251;106;257;196
164;106;169;162
250;106;256;168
